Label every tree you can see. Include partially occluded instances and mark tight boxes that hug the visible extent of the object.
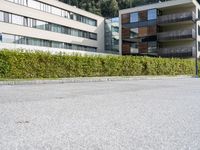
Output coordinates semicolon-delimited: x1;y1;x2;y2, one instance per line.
101;0;119;18
59;0;135;18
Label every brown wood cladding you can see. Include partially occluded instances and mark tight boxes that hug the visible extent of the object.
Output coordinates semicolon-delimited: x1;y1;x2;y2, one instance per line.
139;10;147;21
122;42;130;54
148;26;157;36
139;43;148;53
122;28;130;39
138;26;157;37
138;27;148;37
122;13;130;24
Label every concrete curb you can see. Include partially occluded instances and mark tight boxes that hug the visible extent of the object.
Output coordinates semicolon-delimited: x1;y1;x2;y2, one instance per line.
0;75;195;86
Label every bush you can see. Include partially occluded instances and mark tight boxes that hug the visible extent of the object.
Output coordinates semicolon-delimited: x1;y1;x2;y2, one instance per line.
0;49;196;79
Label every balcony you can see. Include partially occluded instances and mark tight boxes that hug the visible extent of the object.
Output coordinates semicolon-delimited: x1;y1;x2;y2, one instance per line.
158;11;195;25
159;46;194;57
157;29;195;41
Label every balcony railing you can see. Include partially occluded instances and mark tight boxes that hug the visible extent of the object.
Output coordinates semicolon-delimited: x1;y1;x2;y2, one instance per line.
158;11;195;25
159;46;194;57
157;29;195;41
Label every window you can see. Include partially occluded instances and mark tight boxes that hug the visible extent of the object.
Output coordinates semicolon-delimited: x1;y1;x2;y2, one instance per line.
40;3;51;13
130;28;139;38
17;36;26;44
12;14;23;25
0;11;3;22
1;33;97;51
199;42;200;51
36;20;46;30
32;19;36;28
45;23;51;31
148;42;157;53
112;26;119;32
27;18;37;28
52;7;61;16
52;24;61;33
28;0;40;9
130;43;138;54
0;33;2;42
198;25;200;36
148;9;157;20
2;34;15;43
23;17;28;26
198;9;200;19
4;12;11;23
130;12;139;23
0;11;97;40
52;42;63;48
71;29;78;36
89;33;97;40
61;10;69;18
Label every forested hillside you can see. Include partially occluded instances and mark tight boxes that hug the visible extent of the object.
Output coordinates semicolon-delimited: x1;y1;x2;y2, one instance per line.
59;0;133;18
60;0;200;18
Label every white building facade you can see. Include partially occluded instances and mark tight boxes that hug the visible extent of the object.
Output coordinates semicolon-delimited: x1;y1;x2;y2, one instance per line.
0;0;105;54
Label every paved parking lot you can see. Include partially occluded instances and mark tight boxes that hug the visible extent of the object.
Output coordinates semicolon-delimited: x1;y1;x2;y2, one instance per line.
0;78;200;150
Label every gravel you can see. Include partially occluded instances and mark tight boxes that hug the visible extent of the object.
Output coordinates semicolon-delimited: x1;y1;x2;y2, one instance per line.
0;78;200;150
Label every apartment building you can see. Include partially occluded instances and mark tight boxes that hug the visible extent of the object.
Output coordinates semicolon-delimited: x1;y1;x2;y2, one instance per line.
0;0;105;54
119;0;200;57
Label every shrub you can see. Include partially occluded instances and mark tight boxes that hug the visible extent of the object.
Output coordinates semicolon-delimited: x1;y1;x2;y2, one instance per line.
0;49;196;79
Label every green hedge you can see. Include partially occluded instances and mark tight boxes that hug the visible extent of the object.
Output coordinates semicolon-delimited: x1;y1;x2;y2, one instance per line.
0;49;197;79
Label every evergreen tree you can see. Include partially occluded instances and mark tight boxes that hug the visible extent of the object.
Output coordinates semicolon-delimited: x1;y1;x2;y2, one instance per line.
101;0;119;18
59;0;137;18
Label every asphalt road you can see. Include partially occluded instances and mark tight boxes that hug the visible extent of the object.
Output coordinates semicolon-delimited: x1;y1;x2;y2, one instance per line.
0;78;200;150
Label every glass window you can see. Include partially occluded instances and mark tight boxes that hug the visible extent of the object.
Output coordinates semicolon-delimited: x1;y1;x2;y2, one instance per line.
43;40;51;47
0;11;3;22
199;26;200;36
90;33;97;40
148;9;157;20
198;9;200;19
23;17;28;26
199;42;200;51
17;36;26;44
130;12;139;23
12;14;23;25
73;14;77;21
71;29;78;36
61;10;69;18
148;42;157;53
4;12;11;23
36;20;46;30
0;33;2;42
130;28;138;38
28;0;40;10
52;7;61;16
32;19;37;28
52;24;61;33
40;3;51;13
130;43;138;54
2;34;15;43
45;23;51;31
52;41;63;48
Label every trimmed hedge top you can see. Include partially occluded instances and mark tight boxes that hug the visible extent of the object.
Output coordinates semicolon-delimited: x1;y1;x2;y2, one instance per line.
0;49;196;79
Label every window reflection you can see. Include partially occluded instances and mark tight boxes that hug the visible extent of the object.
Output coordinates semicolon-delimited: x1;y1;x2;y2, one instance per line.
130;12;139;23
148;9;157;20
1;33;97;52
